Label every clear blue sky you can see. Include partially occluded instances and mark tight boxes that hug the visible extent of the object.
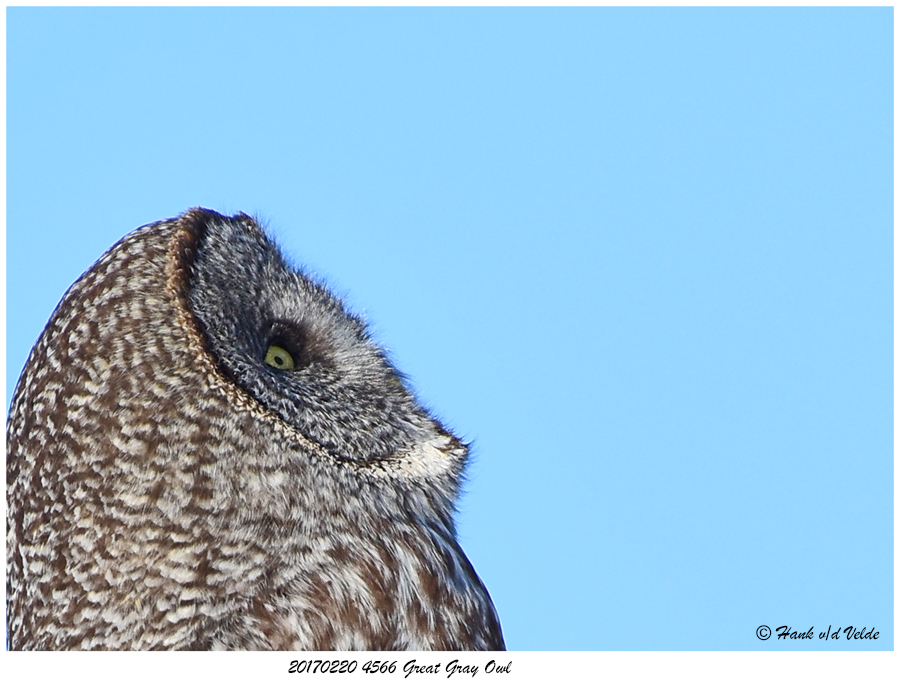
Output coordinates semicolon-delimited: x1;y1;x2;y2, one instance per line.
6;8;892;650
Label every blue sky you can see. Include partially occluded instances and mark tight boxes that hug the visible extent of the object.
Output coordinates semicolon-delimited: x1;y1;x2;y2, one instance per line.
6;7;893;650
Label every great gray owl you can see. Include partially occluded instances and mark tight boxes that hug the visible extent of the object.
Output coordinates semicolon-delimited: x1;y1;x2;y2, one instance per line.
6;208;504;650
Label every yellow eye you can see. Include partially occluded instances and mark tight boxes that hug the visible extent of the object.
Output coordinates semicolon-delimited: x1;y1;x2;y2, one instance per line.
264;344;295;371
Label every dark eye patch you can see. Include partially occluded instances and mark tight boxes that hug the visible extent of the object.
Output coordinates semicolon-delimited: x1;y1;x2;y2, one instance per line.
264;320;323;371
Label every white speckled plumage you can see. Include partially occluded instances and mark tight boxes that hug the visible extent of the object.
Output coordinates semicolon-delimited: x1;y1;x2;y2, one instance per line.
7;209;504;650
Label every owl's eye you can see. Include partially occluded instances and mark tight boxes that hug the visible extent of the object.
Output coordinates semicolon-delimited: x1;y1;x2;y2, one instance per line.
265;344;295;371
263;320;318;372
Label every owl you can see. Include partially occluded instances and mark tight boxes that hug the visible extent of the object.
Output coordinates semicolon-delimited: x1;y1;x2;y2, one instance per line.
6;208;504;650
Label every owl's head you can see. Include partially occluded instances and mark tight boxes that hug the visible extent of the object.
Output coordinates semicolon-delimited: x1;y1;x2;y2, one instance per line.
173;208;465;479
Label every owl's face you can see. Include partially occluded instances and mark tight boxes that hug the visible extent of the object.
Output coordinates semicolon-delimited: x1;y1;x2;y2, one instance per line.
187;212;432;463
